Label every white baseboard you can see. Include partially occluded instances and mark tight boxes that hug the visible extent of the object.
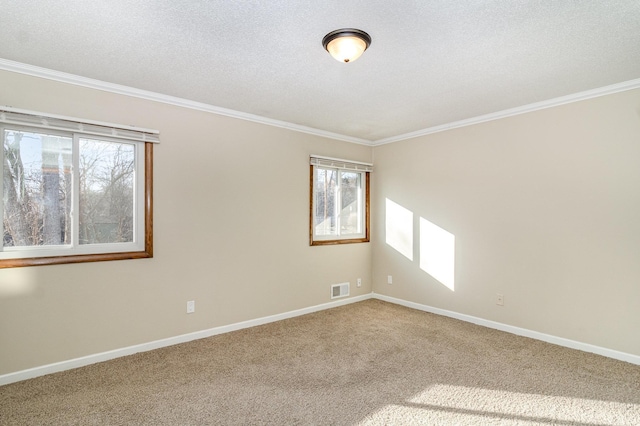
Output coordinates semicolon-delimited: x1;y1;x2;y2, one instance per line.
0;294;372;386
3;292;638;386
373;293;640;366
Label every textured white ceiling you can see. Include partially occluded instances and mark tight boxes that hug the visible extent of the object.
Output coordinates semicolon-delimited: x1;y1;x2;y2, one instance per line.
1;1;639;143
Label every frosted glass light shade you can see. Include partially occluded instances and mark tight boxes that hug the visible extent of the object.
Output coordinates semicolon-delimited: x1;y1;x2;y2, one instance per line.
326;36;367;63
322;29;371;63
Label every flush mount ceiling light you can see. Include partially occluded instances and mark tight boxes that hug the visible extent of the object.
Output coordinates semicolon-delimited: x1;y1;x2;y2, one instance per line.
322;28;371;63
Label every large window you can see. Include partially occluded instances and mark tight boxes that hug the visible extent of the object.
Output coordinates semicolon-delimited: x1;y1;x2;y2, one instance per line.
0;108;156;268
310;156;371;245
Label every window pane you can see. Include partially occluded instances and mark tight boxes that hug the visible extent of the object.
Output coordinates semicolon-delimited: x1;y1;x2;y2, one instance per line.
340;171;362;235
310;164;369;245
314;168;337;236
79;138;135;244
3;129;72;247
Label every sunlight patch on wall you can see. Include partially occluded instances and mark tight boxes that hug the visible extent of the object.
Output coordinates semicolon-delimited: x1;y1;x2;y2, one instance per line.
385;198;413;261
0;270;36;297
420;217;455;291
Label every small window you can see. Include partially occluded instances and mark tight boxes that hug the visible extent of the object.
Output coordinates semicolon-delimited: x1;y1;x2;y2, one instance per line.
310;156;371;245
1;109;156;268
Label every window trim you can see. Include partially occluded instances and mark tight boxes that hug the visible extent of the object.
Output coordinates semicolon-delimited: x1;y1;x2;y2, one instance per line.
309;164;370;246
0;135;154;269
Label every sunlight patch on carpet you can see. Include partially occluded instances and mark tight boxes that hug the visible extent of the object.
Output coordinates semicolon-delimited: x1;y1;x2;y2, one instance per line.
359;384;639;425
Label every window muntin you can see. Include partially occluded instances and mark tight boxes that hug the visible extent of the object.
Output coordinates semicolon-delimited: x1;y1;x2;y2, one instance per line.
1;124;151;267
310;163;370;245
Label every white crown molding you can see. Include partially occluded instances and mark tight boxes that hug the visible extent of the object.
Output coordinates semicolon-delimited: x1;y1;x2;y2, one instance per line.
372;78;640;146
0;58;371;146
373;293;640;366
1;58;639;148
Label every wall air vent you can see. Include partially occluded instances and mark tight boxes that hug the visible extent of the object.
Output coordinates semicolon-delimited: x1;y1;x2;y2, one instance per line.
331;282;350;299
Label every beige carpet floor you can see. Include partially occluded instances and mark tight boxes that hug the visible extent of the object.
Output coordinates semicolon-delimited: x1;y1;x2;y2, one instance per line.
1;299;639;425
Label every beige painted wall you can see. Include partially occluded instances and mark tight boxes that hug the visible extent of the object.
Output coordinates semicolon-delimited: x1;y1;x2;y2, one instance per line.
2;68;638;377
0;70;373;375
372;89;640;356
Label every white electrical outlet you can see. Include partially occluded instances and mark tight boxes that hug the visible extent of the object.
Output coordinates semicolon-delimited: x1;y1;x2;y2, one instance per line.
187;300;195;313
496;293;504;306
387;275;393;285
357;278;362;287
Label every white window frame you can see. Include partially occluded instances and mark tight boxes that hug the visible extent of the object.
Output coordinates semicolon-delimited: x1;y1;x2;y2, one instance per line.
310;156;372;246
0;107;156;268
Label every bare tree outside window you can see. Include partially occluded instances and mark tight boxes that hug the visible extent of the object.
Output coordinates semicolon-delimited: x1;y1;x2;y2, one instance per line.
314;168;337;236
3;131;137;249
79;139;135;244
2;130;72;247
